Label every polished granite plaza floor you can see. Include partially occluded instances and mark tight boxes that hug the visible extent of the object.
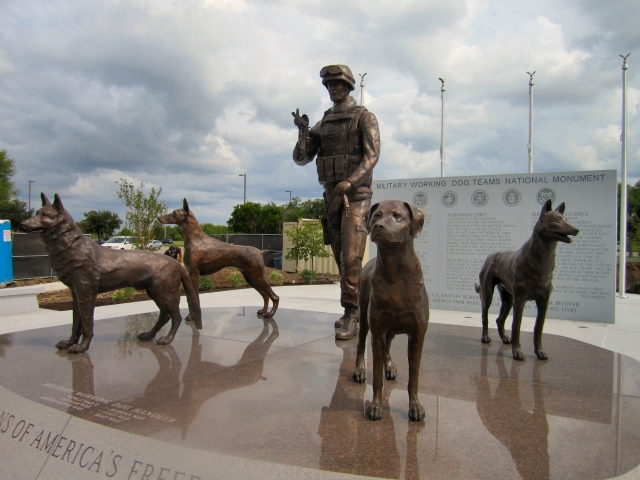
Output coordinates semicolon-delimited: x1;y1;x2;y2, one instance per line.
0;306;639;479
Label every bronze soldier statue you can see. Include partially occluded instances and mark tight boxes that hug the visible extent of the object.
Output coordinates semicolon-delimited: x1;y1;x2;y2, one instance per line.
292;64;381;340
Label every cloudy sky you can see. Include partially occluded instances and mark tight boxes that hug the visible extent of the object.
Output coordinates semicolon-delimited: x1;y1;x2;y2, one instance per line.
1;0;638;225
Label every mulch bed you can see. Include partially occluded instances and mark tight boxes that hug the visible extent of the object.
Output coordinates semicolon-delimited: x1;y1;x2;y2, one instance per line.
28;267;339;312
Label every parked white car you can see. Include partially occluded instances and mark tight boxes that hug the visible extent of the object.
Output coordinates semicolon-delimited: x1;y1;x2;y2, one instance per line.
101;236;136;250
147;240;163;251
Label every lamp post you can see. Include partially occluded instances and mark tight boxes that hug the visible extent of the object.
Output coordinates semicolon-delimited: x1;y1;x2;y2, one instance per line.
238;174;246;204
285;190;292;203
527;71;536;174
618;54;630;298
438;78;446;177
359;73;367;106
28;180;35;215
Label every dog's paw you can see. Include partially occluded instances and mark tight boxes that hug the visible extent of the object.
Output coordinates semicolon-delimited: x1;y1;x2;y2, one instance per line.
535;349;548;360
67;344;87;354
137;331;155;342
55;340;74;350
408;401;425;422
481;335;492;344
385;363;397;381
353;366;367;384
262;310;275;318
500;335;512;345
512;348;526;361
185;313;193;322
156;335;175;345
365;402;383;421
256;308;267;316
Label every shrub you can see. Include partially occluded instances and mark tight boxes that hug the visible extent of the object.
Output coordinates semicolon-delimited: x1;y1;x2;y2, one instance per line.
629;281;640;294
199;275;215;292
301;269;317;285
228;270;246;288
113;287;136;301
269;271;283;286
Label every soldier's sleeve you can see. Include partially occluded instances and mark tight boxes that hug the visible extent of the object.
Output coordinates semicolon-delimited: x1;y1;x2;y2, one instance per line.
346;111;380;187
293;120;320;166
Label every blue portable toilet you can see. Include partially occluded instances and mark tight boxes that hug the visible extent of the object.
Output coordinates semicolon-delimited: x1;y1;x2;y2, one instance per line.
0;220;13;284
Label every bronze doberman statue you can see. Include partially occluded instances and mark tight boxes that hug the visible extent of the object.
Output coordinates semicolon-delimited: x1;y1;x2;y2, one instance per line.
475;199;579;361
21;193;201;353
158;199;279;318
352;200;429;421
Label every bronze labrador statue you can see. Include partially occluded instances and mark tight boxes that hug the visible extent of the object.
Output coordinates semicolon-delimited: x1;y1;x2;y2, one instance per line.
475;199;579;361
353;200;429;421
21;193;201;353
158;199;279;318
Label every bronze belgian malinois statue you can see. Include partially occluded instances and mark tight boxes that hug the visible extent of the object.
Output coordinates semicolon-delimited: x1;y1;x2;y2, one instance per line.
158;199;279;318
475;199;579;361
352;200;429;421
22;193;201;353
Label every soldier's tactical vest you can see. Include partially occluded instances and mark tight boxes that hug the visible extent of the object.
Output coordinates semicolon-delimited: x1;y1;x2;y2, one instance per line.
316;106;366;185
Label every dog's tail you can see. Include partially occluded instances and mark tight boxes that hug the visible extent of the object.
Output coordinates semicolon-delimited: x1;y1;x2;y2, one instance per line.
474;283;481;293
260;249;268;255
181;268;202;329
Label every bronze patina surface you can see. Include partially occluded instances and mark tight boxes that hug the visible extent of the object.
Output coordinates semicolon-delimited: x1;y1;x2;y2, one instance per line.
293;64;381;340
475;200;580;361
158;199;279;318
20;194;201;352
0;307;639;479
353;201;429;422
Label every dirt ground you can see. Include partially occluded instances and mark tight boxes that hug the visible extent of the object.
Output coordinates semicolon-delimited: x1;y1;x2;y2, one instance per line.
12;268;339;311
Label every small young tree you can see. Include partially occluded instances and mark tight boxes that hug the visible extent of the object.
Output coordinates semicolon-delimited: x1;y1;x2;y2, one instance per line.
115;179;167;249
285;220;330;272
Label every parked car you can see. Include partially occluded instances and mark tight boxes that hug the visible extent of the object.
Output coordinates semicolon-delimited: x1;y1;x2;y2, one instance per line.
161;238;174;244
101;236;136;250
147;240;163;251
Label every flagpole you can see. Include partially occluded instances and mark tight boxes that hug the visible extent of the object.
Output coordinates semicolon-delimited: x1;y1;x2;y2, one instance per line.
618;54;630;298
439;78;446;177
527;71;536;173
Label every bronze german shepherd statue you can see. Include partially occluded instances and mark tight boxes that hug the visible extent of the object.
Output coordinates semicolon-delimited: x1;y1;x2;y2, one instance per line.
475;199;579;361
158;199;279;318
22;193;201;353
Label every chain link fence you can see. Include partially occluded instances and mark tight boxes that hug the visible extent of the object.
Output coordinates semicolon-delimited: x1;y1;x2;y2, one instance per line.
208;234;283;268
11;232;284;280
12;232;55;280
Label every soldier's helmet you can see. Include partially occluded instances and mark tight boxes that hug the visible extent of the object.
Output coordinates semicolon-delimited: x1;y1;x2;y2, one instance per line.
320;65;356;91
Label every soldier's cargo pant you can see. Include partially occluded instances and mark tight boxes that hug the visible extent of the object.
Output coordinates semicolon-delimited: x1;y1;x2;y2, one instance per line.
324;187;370;311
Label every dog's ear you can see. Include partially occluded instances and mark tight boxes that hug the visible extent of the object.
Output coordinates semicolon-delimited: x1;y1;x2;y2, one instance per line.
366;203;381;233
52;194;64;211
41;193;51;206
183;198;189;213
539;199;552;218
555;202;566;215
403;202;425;238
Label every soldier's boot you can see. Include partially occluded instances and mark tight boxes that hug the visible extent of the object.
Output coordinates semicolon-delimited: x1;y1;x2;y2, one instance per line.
334;307;357;329
335;309;358;340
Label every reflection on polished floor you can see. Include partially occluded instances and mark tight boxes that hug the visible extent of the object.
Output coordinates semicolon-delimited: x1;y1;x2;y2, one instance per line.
0;306;639;479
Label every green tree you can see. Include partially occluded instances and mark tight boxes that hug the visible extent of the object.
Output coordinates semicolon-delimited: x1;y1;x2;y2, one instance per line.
117;227;134;237
227;202;282;234
0;150;30;230
285;220;330;271
282;197;325;222
82;210;122;240
115;179;167;249
0;150;19;202
0;199;30;230
201;223;229;235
